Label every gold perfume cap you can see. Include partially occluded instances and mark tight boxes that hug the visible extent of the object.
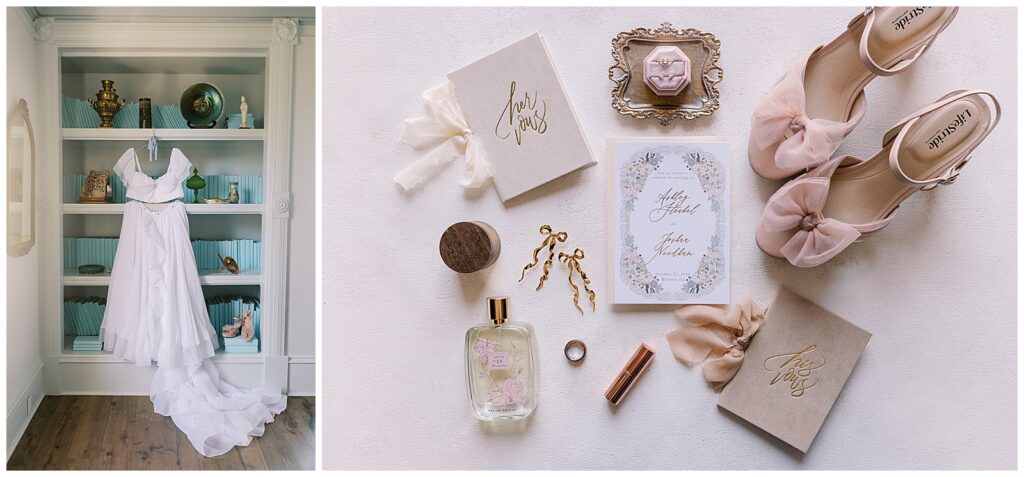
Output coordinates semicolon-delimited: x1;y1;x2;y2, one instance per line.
487;296;509;325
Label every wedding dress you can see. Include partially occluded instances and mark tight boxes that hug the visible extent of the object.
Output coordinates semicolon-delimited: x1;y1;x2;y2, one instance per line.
100;147;286;457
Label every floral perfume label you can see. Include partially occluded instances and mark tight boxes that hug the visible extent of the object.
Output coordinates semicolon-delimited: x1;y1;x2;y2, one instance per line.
487;351;511;370
609;139;730;304
472;338;526;407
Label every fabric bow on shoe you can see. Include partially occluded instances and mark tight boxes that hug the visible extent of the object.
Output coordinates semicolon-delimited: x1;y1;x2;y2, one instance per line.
394;82;492;190
750;52;865;171
759;178;861;268
666;297;766;389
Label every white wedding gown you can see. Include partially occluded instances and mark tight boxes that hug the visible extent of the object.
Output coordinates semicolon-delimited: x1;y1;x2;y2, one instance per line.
100;148;286;457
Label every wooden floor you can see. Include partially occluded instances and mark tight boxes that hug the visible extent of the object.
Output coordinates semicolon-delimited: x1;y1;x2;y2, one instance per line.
7;395;314;470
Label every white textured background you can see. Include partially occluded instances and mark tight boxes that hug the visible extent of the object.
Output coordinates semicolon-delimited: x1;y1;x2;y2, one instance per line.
323;7;1017;470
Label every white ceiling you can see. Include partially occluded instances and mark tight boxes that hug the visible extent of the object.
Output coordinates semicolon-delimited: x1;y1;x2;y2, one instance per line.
30;7;314;22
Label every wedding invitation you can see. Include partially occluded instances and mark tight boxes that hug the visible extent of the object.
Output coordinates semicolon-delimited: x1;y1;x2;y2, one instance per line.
447;33;595;201
718;288;871;453
607;138;730;304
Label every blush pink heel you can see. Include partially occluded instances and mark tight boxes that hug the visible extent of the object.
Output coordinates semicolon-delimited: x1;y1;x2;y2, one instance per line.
756;90;1001;267
749;6;958;180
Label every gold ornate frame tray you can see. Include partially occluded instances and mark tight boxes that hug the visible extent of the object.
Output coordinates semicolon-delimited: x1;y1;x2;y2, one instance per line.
609;23;723;125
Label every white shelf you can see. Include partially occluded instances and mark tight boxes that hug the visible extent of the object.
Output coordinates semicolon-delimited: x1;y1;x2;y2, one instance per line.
64;268;262;286
62;128;264;141
63;203;263;215
60;335;262;364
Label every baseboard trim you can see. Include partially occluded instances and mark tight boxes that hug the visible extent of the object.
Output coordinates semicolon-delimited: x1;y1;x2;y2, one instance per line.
7;363;45;461
48;356;315;396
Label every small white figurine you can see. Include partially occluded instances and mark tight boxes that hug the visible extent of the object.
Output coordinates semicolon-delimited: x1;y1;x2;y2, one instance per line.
239;96;249;129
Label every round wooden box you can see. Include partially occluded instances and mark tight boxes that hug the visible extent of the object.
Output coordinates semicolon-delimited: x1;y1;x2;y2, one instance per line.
438;221;501;273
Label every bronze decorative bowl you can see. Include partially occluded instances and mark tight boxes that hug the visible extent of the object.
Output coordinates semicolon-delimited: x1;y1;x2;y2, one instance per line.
78;264;105;275
179;83;224;129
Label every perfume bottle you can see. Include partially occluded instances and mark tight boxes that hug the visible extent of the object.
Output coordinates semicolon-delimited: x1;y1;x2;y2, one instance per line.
465;296;538;421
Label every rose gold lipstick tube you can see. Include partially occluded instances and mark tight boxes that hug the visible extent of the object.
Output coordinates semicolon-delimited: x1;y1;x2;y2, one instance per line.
604;343;655;405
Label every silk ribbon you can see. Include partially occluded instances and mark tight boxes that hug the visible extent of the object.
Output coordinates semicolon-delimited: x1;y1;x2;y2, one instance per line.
394;82;492;190
666;297;767;389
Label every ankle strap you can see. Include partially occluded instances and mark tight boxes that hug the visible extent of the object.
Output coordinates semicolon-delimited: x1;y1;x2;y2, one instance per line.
855;6;958;77
886;90;1002;190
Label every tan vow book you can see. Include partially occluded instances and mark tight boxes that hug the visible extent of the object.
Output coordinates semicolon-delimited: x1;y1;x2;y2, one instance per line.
447;33;595;201
718;288;871;453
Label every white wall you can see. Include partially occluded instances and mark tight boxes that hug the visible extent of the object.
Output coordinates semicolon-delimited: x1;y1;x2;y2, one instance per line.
6;6;45;458
286;22;316;394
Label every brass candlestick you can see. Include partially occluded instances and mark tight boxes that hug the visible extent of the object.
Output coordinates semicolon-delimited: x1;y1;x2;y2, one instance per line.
88;80;126;128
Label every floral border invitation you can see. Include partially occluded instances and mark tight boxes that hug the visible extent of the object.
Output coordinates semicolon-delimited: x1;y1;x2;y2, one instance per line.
608;138;730;304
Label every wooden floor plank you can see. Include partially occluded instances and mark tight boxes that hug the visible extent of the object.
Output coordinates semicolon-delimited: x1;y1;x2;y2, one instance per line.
7;395;314;471
62;396;109;469
173;423;203;470
102;396;132;470
236;435;270;470
139;397;184;470
259;397;316;471
7;395;62;470
44;396;88;470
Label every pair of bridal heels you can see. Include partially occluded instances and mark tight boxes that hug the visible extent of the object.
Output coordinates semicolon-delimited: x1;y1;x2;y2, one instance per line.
221;309;256;341
749;6;1001;267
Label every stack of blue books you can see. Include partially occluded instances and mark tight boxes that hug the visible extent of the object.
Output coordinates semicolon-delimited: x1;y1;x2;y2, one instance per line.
64;237;262;273
73;335;103;351
191;239;262;272
186;175;263;204
226;113;255;129
63;173;263;204
61;96;189;129
61;97;102;128
62;237;119;270
224;336;259;353
206;295;260;347
63;296;106;335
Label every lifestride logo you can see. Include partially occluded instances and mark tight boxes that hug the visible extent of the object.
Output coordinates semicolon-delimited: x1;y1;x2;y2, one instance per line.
891;7;931;31
927;109;972;150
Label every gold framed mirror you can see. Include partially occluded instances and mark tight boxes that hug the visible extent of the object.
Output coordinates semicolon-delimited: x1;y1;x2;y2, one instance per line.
7;98;35;257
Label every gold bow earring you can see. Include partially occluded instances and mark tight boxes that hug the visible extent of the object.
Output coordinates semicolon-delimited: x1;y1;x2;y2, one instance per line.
559;248;596;314
519;225;568;290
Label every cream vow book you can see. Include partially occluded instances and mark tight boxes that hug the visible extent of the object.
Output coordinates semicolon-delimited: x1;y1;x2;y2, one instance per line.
718;288;871;453
447;33;595;201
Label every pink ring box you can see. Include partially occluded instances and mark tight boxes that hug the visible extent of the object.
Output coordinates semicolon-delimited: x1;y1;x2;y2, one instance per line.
643;46;691;96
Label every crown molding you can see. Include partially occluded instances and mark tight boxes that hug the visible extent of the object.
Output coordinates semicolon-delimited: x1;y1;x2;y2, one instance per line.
30;7;313;24
47;19;282;49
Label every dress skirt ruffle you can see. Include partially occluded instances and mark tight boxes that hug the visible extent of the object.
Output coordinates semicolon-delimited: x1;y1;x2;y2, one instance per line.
100;200;285;457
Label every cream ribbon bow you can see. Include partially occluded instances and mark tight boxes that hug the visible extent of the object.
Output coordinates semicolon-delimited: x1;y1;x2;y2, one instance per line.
394;82;492;190
666;297;766;389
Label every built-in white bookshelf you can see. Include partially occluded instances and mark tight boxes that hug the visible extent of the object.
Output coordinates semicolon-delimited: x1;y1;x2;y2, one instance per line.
62;127;265;141
37;17;298;393
63;203;264;215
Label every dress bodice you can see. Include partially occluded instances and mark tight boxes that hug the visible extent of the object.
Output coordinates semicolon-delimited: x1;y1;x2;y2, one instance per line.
113;147;192;203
